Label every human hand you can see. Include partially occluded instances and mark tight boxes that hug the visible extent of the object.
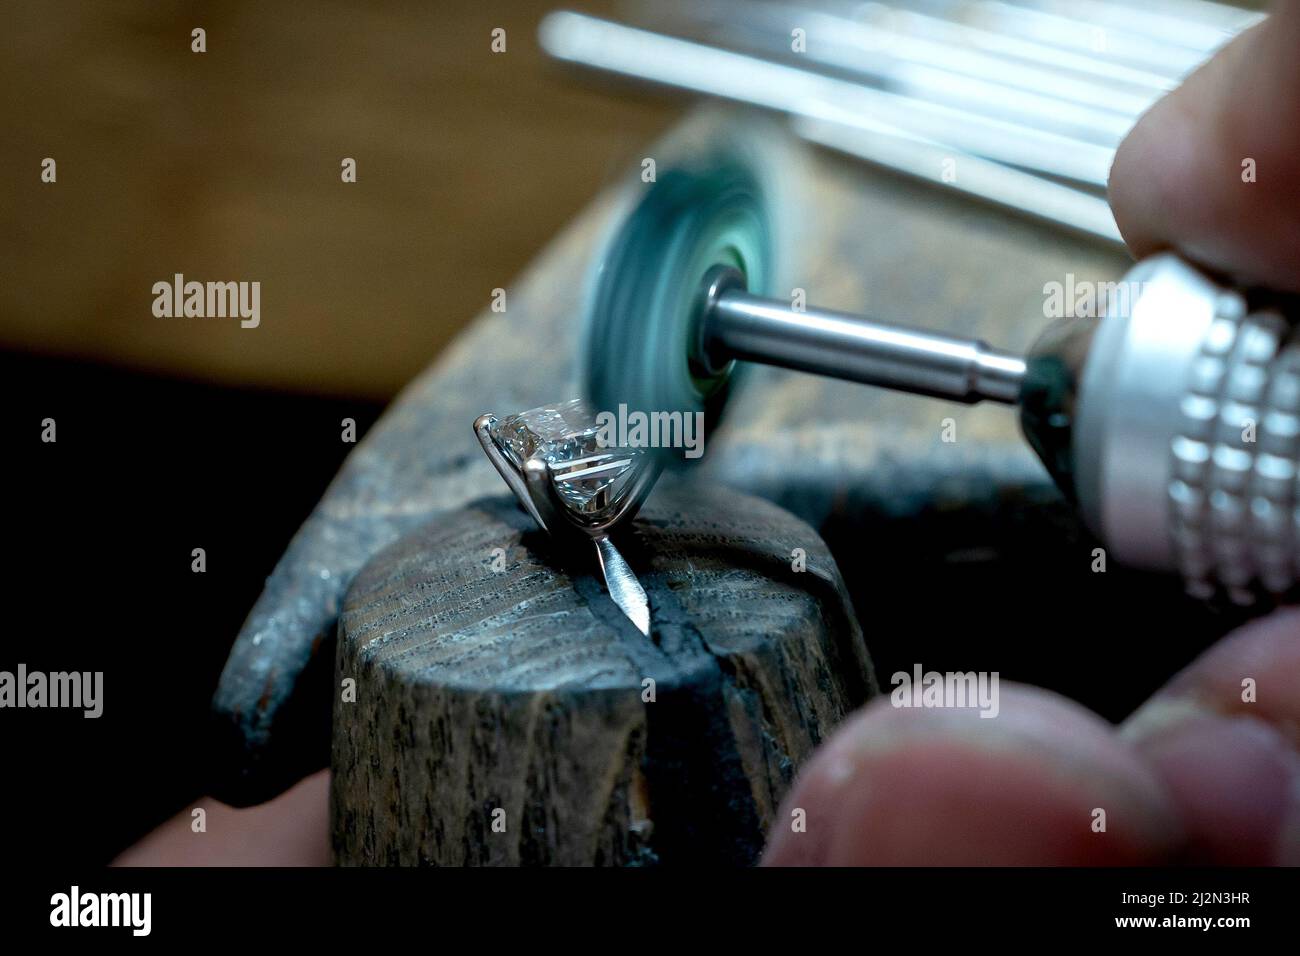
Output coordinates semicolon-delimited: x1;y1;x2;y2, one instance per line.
764;5;1300;866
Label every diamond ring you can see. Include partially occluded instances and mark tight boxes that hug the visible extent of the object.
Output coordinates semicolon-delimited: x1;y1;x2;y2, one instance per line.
474;399;662;635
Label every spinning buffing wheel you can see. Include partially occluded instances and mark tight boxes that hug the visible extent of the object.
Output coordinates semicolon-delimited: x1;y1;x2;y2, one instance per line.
581;122;798;430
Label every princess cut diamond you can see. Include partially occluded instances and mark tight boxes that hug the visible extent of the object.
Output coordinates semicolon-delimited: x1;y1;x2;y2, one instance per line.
487;398;642;515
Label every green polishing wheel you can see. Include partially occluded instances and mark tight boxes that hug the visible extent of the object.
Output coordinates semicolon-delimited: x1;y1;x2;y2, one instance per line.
580;120;797;440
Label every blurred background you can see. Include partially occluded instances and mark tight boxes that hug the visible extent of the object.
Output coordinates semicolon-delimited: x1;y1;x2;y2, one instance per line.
2;0;678;398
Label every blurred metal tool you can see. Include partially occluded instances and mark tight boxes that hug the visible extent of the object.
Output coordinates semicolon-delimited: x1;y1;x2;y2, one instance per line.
642;0;1165;137
836;2;1186;88
540;11;1114;185
983;0;1262;60
694;252;1300;605
556;1;1291;607
888;0;1257;76
543;2;1258;244
540;10;1122;242
795;117;1123;245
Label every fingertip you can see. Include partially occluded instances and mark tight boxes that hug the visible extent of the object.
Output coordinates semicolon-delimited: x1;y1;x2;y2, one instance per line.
112;769;332;866
763;684;1179;866
1121;610;1300;865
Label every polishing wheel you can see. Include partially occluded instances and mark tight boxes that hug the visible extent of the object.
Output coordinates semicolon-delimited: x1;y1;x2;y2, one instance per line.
580;125;794;431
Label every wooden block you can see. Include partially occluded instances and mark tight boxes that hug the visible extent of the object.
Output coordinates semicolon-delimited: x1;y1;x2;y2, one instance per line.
331;481;875;865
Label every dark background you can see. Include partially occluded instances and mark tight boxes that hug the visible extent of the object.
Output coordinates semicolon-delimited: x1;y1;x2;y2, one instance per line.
1;352;380;862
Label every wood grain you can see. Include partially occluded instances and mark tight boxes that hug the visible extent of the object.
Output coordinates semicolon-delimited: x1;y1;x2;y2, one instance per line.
332;482;874;865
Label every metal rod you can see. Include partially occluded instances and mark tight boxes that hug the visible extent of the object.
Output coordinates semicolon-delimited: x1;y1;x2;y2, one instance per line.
794;116;1124;247
703;270;1026;404
990;0;1260;57
645;0;1168;126
541;9;1126;245
539;10;1115;187
883;0;1253;76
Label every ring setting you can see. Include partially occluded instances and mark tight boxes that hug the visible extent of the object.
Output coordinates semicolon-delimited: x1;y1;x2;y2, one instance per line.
474;399;661;635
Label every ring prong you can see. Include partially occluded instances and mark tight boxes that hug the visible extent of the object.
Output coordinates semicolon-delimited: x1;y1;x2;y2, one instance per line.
475;412;549;531
522;456;564;532
473;402;661;637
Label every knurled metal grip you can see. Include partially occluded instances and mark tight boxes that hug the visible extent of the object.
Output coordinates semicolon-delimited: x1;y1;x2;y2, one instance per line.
1169;296;1294;603
1073;254;1298;604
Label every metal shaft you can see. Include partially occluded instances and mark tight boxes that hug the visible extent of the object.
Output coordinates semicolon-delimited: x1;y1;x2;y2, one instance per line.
538;10;1125;245
703;271;1026;404
539;11;1115;187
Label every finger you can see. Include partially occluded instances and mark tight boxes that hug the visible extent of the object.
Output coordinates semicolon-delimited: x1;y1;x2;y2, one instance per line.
1120;609;1300;865
111;769;331;866
762;684;1181;866
1108;5;1300;292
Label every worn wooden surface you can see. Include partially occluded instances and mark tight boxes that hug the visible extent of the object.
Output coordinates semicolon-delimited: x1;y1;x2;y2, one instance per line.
213;106;1231;809
332;483;873;865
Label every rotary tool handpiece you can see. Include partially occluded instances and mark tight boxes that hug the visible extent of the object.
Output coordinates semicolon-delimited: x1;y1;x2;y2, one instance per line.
699;254;1299;605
